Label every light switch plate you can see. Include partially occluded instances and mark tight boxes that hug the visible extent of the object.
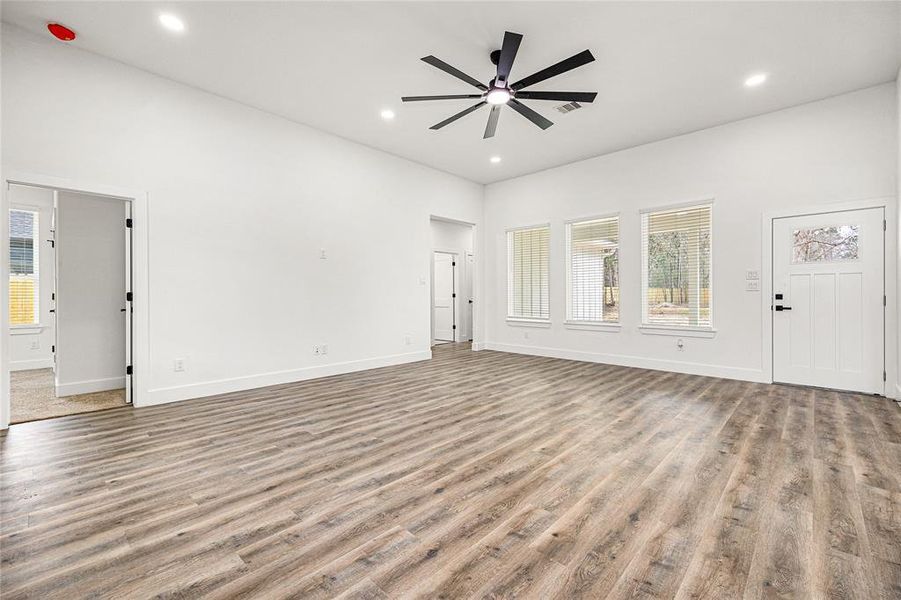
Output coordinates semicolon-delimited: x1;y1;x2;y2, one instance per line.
746;270;759;280
746;280;760;291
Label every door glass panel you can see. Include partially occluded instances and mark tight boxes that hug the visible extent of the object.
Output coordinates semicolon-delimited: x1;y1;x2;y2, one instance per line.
792;225;859;263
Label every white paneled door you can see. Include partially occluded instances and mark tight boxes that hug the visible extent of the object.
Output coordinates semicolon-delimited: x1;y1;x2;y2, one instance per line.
772;207;884;394
432;252;456;342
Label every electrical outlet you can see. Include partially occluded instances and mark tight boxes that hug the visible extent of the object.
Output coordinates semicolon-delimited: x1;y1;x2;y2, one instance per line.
313;345;321;355
320;249;327;259
676;339;685;352
30;340;40;350
321;344;328;355
746;270;759;280
746;280;760;291
404;335;412;346
173;358;185;372
524;331;530;340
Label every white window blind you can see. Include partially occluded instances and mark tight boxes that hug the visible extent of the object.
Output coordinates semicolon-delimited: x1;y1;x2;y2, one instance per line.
641;204;712;328
9;209;40;326
566;216;619;323
508;226;550;320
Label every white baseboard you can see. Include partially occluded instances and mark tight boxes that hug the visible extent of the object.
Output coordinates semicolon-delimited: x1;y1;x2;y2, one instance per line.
10;358;54;372
483;342;768;383
57;376;125;397
472;341;486;351
139;350;433;408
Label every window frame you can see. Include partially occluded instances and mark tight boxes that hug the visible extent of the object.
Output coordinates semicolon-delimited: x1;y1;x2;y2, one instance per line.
564;212;621;330
639;199;715;336
8;206;41;329
506;223;552;325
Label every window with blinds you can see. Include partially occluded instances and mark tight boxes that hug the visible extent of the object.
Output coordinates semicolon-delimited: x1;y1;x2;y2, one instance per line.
641;203;712;328
507;225;550;320
9;209;40;326
566;216;619;323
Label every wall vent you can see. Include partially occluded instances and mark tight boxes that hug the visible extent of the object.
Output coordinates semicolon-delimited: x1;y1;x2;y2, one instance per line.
555;101;582;114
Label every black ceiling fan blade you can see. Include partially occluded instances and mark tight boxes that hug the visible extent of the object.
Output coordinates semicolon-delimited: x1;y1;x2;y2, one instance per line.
515;91;598;103
507;99;553;130
402;94;484;102
430;101;487;130
511;49;595;91
483;105;501;139
495;31;523;85
421;56;488;91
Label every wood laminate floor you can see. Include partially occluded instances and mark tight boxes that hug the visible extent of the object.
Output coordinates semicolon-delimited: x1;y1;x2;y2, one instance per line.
2;345;900;599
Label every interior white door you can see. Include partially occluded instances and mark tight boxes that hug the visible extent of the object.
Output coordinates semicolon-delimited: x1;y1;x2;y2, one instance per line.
772;207;884;394
432;252;455;342
124;202;133;404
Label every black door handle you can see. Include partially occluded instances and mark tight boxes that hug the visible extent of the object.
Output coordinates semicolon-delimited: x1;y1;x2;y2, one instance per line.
775;305;792;311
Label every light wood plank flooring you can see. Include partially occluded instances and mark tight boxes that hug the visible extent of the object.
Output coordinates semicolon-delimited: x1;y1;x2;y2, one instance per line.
2;344;900;598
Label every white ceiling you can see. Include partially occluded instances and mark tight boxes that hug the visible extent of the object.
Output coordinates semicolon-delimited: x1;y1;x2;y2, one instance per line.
3;1;900;184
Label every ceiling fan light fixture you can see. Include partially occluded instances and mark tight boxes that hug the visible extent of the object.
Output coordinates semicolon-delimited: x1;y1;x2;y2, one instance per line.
486;88;511;105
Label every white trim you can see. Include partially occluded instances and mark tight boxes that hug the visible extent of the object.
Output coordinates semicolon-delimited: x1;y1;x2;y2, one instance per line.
10;358;53;371
9;325;45;335
484;341;766;382
761;196;896;394
639;197;716;215
56;376;125;397
142;350;431;407
506;318;552;328
563;211;620;225
638;325;717;338
472;341;486;351
564;320;621;332
429;214;480;351
1;169;149;429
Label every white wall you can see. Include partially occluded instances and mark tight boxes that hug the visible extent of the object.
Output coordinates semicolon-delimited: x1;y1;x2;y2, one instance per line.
8;184;54;371
54;191;126;395
430;218;474;341
484;84;898;388
1;24;483;422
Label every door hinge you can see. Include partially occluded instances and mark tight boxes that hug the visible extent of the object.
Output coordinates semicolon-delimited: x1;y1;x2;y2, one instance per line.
52;292;55;301
51;345;55;353
883;371;887;382
884;295;887;307
126;291;133;302
452;325;457;330
126;218;133;228
452;261;456;266
452;293;456;298
883;220;887;231
126;365;133;375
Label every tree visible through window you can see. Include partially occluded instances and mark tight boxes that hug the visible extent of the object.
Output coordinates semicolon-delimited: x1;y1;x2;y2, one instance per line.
9;209;39;326
792;225;859;263
641;204;712;328
567;216;619;322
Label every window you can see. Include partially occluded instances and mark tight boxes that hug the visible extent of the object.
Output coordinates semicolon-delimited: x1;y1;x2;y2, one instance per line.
507;225;550;320
566;216;619;323
792;225;859;263
9;209;40;326
641;203;712;328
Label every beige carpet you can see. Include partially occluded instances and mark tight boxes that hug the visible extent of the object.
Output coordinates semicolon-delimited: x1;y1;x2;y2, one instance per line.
10;368;126;424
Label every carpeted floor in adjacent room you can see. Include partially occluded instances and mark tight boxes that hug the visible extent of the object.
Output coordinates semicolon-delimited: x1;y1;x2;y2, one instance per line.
9;368;125;424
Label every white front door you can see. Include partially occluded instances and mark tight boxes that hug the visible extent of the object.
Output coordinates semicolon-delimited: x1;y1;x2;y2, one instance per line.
772;207;884;394
432;252;455;342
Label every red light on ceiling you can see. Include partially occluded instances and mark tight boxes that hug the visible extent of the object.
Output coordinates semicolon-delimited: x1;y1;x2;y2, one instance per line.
47;23;76;42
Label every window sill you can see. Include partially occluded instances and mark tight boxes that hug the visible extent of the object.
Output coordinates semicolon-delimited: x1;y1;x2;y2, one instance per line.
10;325;45;336
639;325;716;338
506;318;552;328
564;321;621;332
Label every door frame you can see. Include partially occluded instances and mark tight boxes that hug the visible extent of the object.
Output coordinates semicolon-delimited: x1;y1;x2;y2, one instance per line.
429;215;479;349
431;250;458;343
1;170;149;428
761;196;896;396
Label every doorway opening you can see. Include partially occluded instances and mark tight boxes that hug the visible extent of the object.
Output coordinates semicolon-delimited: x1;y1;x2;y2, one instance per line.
430;217;474;349
770;206;885;395
7;184;133;424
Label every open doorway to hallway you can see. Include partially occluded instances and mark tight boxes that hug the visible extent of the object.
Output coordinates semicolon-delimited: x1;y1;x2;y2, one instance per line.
430;217;474;349
7;184;132;424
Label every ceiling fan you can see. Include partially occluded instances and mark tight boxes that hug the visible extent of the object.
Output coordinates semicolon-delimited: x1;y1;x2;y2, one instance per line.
402;31;597;139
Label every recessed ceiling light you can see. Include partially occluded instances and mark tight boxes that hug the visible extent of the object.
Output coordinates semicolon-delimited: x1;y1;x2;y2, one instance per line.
380;109;395;121
159;13;186;33
490;156;502;164
744;73;768;88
